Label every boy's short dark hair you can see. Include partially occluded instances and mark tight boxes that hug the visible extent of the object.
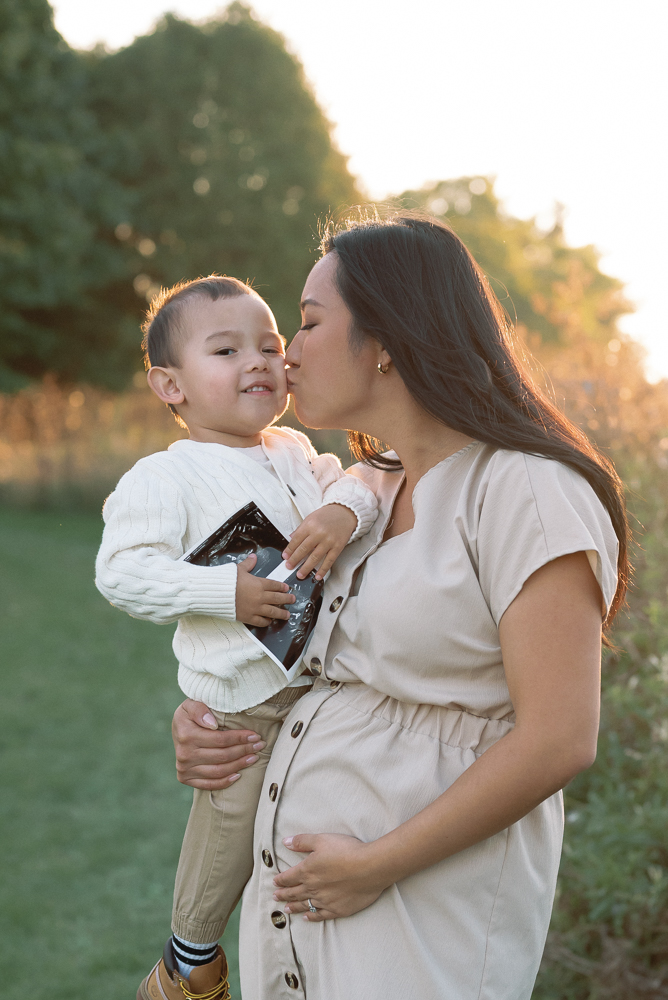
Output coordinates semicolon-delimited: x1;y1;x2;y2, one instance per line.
141;274;260;372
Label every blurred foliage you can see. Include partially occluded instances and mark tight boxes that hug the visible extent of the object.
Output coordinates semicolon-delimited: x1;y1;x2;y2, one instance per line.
0;1;358;389
0;377;347;511
0;0;130;390
2;5;668;996
0;375;187;509
86;2;357;368
394;177;631;350
532;462;668;1000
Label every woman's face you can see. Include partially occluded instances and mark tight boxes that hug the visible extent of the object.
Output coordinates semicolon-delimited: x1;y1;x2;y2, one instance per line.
286;253;382;430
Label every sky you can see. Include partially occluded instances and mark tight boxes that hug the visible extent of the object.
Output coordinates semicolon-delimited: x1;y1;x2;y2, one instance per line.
52;0;668;380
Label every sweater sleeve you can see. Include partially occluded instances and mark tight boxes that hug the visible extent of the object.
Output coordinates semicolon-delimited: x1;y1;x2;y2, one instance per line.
312;452;379;541
95;461;237;624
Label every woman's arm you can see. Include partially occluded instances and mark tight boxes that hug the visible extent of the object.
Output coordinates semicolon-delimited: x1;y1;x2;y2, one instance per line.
272;551;603;920
172;700;267;790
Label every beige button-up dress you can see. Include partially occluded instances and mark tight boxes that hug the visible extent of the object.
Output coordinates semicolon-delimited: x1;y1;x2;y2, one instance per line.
239;443;619;1000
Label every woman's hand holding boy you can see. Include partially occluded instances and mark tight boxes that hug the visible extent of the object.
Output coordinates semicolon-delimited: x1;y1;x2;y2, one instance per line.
172;700;266;790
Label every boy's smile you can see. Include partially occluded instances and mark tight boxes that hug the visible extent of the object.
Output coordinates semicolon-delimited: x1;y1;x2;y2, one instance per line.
147;294;289;447
241;378;275;396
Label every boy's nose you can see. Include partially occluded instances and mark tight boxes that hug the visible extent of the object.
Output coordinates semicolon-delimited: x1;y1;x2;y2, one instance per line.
247;352;270;370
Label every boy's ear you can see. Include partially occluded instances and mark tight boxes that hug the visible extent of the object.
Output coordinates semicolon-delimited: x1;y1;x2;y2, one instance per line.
147;366;185;406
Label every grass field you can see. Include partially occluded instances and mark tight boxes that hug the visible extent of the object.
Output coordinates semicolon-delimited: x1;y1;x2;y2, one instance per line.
4;495;667;1000
0;508;242;999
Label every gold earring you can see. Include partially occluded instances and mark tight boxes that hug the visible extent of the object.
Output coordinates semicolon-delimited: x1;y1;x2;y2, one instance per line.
377;361;390;374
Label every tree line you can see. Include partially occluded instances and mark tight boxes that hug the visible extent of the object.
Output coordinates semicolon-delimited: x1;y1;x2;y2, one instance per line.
1;0;641;399
0;0;357;390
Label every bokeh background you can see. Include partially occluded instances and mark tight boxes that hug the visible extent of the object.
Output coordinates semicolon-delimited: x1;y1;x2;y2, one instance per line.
1;2;668;998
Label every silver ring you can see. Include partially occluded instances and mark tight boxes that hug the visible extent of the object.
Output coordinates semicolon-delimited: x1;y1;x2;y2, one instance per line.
307;898;317;913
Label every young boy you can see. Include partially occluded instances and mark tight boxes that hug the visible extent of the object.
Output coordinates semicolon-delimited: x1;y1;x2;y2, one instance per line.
95;275;378;1000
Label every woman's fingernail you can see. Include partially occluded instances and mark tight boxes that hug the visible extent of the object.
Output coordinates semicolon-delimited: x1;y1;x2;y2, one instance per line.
245;755;258;764
303;915;309;921
252;742;266;750
284;906;291;913
247;734;261;742
272;891;279;899
283;837;293;847
227;774;240;783
203;713;217;728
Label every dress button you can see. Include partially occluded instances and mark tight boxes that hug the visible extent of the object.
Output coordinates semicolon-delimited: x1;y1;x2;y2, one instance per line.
330;680;340;690
271;910;287;929
329;596;343;612
269;783;278;801
291;721;304;738
309;657;322;674
261;850;274;868
285;972;299;989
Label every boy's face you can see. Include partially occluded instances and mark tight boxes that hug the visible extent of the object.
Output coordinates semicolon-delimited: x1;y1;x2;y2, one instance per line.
150;294;288;446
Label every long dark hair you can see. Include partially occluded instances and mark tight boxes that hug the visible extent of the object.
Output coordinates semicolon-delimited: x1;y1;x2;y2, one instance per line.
322;212;629;629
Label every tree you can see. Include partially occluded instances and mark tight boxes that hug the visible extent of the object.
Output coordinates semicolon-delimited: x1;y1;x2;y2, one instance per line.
0;1;359;389
393;177;665;460
394;177;631;348
0;0;130;390
87;2;359;366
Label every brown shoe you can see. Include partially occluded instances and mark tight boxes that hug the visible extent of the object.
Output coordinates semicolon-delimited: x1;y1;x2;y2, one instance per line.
137;937;231;1000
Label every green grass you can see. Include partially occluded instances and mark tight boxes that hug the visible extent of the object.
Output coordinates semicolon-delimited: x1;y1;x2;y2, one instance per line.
0;508;241;999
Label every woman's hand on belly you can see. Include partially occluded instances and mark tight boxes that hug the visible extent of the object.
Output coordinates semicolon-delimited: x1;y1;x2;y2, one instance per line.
272;833;390;921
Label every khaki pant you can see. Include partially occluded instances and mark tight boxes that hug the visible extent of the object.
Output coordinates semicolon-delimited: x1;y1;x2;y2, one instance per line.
172;686;309;943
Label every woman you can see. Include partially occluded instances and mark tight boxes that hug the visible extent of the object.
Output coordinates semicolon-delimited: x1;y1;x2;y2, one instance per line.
173;214;626;1000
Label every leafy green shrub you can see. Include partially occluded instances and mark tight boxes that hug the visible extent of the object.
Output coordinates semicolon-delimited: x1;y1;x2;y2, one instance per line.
535;454;668;999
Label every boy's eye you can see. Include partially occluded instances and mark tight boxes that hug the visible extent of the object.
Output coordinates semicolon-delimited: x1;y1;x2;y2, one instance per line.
299;323;316;332
263;347;284;355
215;348;236;356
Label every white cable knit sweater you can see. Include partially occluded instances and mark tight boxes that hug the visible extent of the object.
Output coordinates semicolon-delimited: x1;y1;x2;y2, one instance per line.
95;427;378;712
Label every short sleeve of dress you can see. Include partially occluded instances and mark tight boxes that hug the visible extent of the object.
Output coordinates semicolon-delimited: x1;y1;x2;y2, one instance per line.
476;451;619;625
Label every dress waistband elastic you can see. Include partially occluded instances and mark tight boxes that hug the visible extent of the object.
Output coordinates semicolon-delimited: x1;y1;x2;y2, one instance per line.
311;678;514;756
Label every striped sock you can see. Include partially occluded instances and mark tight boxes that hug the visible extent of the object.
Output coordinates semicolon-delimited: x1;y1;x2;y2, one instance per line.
171;934;219;979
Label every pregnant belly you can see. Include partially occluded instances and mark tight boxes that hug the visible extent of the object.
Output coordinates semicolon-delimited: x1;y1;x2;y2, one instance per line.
271;681;507;873
242;681;563;1000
